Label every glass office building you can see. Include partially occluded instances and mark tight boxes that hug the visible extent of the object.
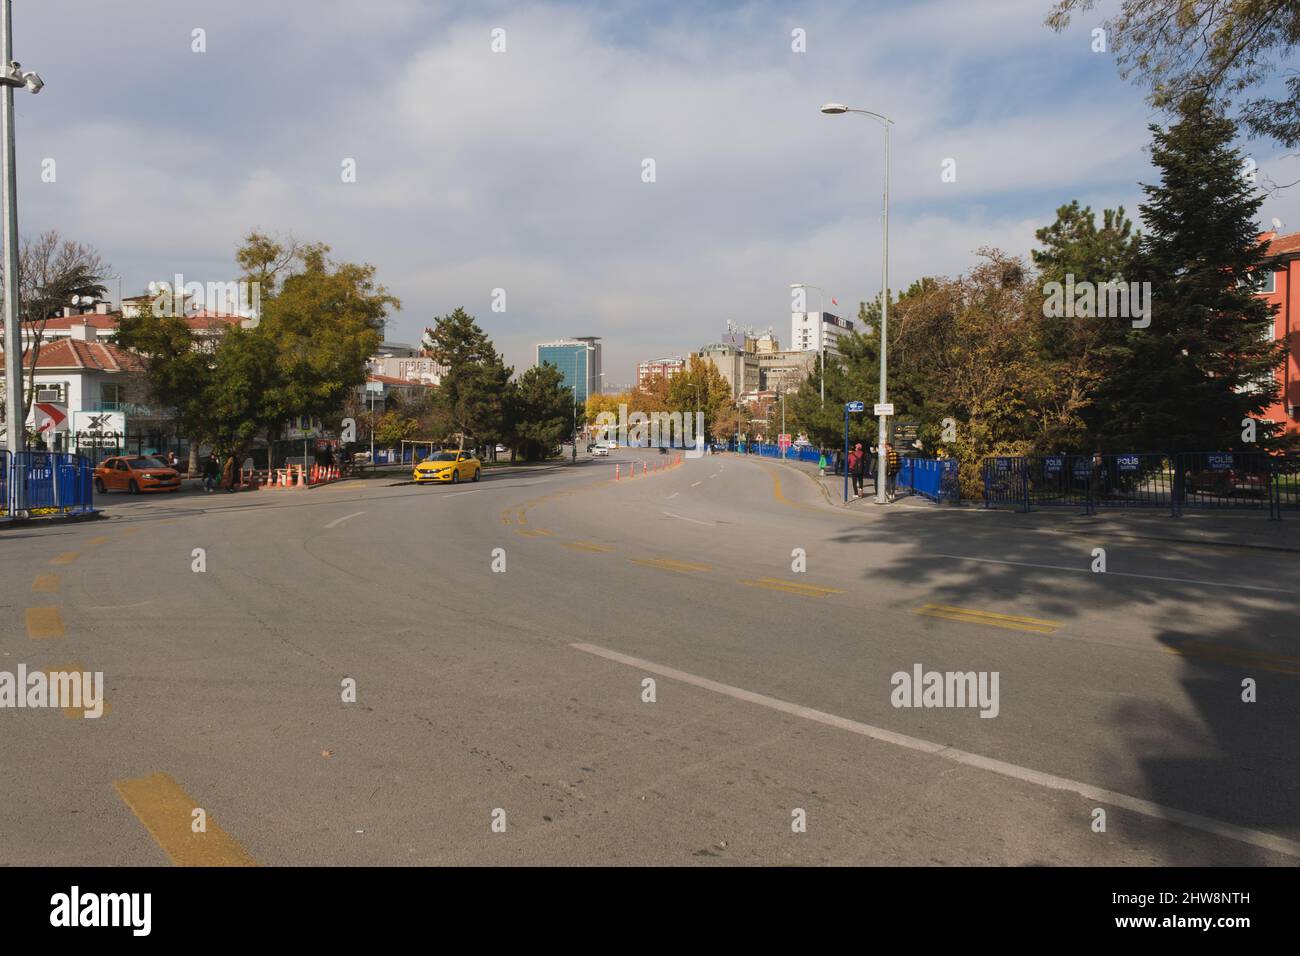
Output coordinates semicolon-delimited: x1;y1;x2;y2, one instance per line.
535;337;601;406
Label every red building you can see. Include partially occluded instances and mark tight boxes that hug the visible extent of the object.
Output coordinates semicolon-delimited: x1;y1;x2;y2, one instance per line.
1259;231;1300;435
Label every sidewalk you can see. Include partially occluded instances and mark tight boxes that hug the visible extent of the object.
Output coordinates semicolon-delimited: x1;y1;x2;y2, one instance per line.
763;454;1300;553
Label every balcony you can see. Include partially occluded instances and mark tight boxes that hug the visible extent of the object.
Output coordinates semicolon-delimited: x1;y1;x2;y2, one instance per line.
87;400;171;418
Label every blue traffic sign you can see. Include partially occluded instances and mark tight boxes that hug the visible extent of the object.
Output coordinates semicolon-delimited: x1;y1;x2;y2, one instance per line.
845;401;865;412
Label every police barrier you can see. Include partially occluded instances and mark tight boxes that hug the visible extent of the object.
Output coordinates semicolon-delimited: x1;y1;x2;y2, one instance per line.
984;452;1294;518
11;451;96;516
897;457;959;503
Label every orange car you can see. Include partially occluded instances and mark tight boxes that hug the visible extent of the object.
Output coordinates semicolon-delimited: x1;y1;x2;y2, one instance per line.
93;456;182;494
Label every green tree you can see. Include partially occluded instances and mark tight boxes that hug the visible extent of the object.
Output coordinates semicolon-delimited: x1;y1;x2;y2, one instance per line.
1048;0;1300;153
507;364;572;461
425;308;512;453
666;354;732;443
1092;98;1284;451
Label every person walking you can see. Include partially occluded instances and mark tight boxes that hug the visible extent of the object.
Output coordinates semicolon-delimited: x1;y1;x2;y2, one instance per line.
818;449;827;477
202;454;219;493
849;442;866;498
221;453;236;493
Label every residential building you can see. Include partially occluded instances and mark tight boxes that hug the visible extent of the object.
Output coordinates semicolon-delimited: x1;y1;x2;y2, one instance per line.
637;356;686;388
790;311;855;355
1259;230;1300;435
696;343;758;400
0;324;158;455
536;337;602;405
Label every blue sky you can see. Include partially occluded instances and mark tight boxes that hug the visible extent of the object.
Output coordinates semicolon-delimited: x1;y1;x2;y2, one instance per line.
14;0;1300;382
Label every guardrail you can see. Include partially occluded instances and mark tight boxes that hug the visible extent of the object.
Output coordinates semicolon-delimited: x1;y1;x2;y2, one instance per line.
2;451;96;518
982;452;1297;519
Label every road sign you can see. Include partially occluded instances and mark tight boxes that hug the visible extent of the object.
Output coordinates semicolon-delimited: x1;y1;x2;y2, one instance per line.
32;401;67;435
845;401;864;412
874;403;894;416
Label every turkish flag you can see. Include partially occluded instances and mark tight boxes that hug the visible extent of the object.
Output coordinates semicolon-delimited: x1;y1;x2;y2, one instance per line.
831;297;838;306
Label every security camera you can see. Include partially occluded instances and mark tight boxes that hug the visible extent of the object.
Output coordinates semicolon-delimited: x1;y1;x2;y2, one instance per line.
22;71;43;94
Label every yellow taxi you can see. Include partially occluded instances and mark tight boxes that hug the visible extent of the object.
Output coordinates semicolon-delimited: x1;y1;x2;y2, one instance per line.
413;450;481;484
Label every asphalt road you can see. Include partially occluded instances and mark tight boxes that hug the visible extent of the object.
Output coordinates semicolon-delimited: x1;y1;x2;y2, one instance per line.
2;450;1298;865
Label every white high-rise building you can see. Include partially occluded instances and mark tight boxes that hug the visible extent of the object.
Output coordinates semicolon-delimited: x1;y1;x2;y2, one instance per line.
790;312;855;355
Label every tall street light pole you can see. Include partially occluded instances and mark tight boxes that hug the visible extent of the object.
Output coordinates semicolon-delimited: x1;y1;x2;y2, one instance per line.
821;102;891;505
1;0;43;481
789;282;826;407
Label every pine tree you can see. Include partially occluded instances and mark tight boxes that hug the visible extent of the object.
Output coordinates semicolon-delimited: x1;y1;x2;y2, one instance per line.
1094;97;1283;452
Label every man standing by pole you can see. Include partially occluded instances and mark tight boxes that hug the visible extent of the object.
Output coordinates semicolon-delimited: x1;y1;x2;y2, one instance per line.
1;1;43;515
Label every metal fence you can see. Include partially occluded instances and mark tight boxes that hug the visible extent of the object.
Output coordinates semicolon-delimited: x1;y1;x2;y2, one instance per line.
3;451;96;517
897;456;960;503
983;452;1297;518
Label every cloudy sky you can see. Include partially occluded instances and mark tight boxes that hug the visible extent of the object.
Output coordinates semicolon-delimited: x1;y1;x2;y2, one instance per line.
15;0;1300;383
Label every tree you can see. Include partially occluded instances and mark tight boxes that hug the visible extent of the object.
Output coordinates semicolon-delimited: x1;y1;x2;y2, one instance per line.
507;364;572;461
666;354;733;442
1092;97;1284;451
0;231;109;426
372;409;420;447
1047;0;1300;156
425;308;512;453
1031;202;1143;449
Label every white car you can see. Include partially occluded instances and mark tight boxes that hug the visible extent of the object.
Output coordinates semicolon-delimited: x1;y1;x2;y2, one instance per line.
592;444;610;457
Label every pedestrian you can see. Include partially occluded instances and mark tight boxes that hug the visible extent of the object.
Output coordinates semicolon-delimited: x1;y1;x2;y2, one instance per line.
202;454;219;493
818;449;827;477
221;453;236;492
166;450;178;470
849;442;866;498
886;442;900;501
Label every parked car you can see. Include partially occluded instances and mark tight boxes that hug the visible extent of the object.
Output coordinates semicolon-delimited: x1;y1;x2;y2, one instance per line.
1185;467;1268;497
93;456;182;494
413;450;481;484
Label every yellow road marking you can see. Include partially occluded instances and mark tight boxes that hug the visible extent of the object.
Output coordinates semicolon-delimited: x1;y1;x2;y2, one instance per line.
31;574;60;594
530;528;555;536
515;528;546;537
49;552;79;565
741;577;844;597
1168;642;1300;677
632;557;712;574
113;772;257;866
42;662;111;719
86;535;111;546
562;540;614;553
26;607;65;639
120;526;140;535
914;604;1059;635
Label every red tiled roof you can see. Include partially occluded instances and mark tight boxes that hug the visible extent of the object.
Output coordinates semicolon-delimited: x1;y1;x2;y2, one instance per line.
32;312;120;330
0;338;145;372
1262;231;1300;258
185;311;247;329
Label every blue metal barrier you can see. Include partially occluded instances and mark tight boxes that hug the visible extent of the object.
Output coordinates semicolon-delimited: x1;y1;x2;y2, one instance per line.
0;449;10;517
9;451;96;516
897;457;959;503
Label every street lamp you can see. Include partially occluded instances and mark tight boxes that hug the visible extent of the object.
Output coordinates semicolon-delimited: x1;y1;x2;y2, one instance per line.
821;101;892;505
1;1;41;468
790;282;827;407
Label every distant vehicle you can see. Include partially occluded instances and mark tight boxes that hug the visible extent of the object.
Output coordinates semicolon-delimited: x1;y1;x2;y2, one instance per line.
1185;467;1268;498
93;456;181;494
592;444;610;457
413;450;481;484
495;444;507;453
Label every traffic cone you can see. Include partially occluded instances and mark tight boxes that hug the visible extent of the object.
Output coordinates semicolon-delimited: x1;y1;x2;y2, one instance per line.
615;464;620;481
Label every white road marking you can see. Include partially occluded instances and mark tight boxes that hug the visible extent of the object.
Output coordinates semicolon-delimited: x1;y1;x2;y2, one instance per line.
709;474;718;479
667;492;680;499
570;642;1300;859
691;481;702;487
325;511;366;529
931;553;1299;595
662;511;715;526
446;490;482;497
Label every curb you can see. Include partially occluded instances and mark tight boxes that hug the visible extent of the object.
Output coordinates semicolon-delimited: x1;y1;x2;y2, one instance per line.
0;509;103;529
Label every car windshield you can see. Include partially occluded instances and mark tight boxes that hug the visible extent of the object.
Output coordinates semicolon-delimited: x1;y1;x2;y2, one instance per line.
129;457;167;469
430;452;458;462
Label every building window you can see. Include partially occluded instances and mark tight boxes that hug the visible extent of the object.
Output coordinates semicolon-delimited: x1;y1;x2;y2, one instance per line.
1246;270;1276;294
